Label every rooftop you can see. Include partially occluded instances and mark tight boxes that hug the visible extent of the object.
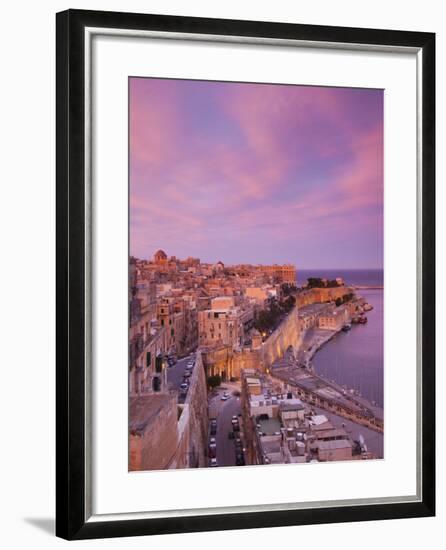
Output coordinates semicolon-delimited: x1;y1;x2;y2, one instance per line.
258;417;282;436
246;377;261;386
309;414;329;426
314;428;349;440
316;440;352;451
279;401;305;412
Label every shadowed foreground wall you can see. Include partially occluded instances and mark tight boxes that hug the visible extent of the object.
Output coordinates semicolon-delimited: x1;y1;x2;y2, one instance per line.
129;352;209;471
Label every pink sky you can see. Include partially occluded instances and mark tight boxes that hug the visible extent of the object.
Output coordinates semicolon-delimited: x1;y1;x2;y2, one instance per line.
130;78;383;269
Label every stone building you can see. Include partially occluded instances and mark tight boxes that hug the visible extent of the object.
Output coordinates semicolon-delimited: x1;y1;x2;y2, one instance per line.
318;305;350;330
258;264;296;284
153;249;168;264
198;298;244;349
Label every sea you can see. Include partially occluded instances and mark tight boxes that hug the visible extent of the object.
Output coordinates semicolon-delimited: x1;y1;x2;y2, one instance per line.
297;268;383;288
298;269;384;408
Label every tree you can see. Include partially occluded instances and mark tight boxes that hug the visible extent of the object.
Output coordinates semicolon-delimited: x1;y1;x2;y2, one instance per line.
281;283;297;296
335;297;343;307
283;295;296;312
307;277;324;289
207;374;221;389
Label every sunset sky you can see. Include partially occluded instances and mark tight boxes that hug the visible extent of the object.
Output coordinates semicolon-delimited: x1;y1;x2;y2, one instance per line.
130;78;383;269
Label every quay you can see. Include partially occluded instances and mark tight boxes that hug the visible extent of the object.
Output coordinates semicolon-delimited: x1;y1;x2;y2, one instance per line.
271;347;383;433
351;285;383;290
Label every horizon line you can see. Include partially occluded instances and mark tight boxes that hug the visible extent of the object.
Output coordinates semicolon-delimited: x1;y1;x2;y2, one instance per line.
130;255;383;271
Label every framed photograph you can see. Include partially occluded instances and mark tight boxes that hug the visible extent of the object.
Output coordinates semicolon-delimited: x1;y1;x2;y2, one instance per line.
56;9;435;540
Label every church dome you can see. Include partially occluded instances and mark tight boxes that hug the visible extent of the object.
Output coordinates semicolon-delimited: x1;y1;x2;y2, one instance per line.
154;249;167;261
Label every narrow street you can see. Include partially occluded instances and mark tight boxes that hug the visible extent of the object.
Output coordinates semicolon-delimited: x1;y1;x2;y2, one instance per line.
208;385;243;467
167;354;195;403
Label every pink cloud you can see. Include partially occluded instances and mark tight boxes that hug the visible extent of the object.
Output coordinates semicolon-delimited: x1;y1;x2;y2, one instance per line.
129;78;383;265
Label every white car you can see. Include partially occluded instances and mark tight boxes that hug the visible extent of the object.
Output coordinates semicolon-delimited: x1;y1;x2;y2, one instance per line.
220;394;229;401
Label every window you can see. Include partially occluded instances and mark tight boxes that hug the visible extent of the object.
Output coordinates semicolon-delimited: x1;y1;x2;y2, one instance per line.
155;355;163;373
146;351;151;368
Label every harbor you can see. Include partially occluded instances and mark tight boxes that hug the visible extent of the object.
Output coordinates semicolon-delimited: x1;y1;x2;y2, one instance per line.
271;348;384;434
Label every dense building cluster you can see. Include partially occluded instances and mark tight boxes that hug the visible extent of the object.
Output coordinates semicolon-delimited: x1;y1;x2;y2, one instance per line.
128;250;297;471
240;370;375;465
129;250;296;395
128;251;382;472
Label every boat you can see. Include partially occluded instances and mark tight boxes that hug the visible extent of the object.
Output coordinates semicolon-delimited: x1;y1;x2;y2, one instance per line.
342;324;352;332
363;303;373;312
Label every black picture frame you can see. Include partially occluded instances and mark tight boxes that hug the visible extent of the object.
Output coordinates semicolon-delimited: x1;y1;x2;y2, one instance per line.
56;9;435;540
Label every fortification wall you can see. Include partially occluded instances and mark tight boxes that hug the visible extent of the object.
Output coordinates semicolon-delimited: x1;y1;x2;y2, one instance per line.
202;306;301;378
260;307;301;367
183;352;209;467
129;393;178;471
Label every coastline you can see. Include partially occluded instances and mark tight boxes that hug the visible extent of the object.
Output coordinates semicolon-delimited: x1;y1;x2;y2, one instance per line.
290;288;384;425
302;327;341;363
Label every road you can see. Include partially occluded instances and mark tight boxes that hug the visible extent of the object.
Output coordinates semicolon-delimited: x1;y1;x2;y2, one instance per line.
167;354;195;403
208;386;243;467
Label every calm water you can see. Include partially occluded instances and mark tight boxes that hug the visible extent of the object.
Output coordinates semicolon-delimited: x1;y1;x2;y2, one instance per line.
298;268;383;287
311;288;384;408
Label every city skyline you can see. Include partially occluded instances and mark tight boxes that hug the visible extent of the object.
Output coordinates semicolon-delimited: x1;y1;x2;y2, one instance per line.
132;248;383;273
130;78;383;269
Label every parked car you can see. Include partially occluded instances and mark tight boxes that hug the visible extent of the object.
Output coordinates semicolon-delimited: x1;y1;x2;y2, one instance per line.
210;419;217;435
228;431;234;439
209;458;218;467
235;453;245;466
208;444;217;458
183;371;191;378
180;382;188;391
